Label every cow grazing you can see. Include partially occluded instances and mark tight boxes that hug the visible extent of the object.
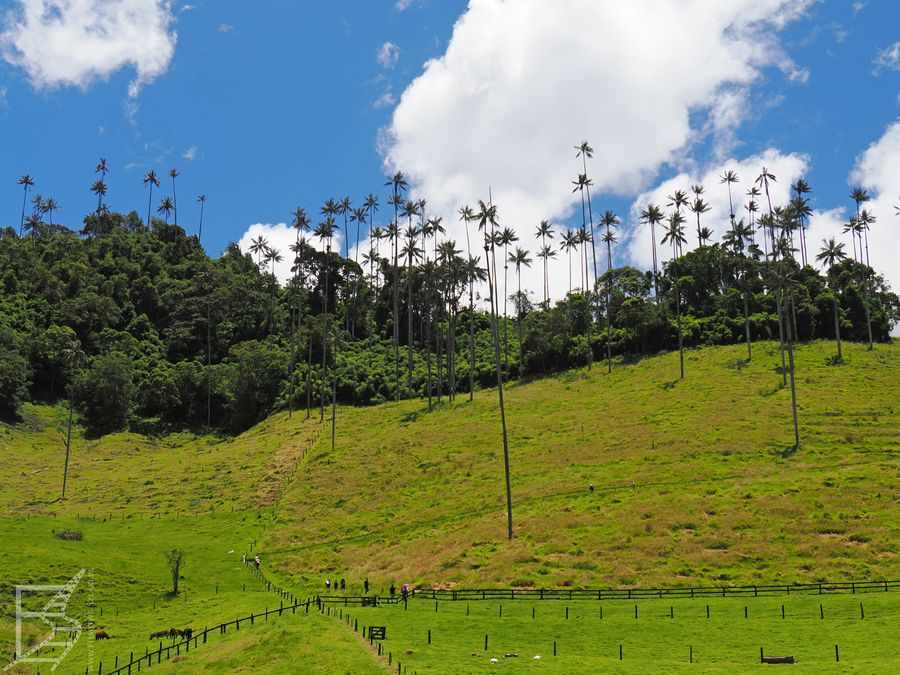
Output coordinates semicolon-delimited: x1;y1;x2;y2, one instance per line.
95;631;110;640
182;628;193;640
168;628;183;638
149;630;169;640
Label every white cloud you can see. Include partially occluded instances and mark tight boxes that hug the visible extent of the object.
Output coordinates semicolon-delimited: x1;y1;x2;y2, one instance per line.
239;223;343;285
383;0;814;302
624;149;809;274
847;119;900;293
873;42;900;74
395;0;414;11
0;85;7;108
182;145;198;160
179;3;196;12
1;0;177;96
373;86;396;109
217;23;233;33
377;41;399;69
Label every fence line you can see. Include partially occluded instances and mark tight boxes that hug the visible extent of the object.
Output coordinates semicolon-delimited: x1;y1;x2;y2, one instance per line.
402;579;900;602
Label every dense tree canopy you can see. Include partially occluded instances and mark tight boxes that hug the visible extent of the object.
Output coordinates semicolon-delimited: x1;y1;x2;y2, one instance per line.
1;198;897;434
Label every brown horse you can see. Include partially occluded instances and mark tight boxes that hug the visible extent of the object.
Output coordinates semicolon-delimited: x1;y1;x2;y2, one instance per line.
95;631;110;640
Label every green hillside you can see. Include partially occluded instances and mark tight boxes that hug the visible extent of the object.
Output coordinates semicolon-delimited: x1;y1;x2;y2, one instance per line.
1;341;898;673
262;340;899;589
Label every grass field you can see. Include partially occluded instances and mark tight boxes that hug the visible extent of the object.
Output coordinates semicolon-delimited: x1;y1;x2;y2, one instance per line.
1;340;898;673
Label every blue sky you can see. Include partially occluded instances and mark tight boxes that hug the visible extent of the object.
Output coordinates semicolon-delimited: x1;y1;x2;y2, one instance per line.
1;1;898;300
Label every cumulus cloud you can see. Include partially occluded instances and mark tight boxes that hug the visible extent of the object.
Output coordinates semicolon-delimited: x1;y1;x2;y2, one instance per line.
623;149;809;275
182;145;198;160
239;223;342;285
377;41;399;69
383;0;813;301
0;0;177;96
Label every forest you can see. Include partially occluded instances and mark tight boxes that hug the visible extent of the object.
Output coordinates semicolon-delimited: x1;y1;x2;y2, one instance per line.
1;165;897;436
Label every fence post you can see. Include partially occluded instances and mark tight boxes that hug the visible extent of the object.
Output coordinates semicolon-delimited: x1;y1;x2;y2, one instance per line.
859;602;864;619
619;644;622;660
484;634;488;651
553;641;557;656
835;644;839;662
689;645;693;663
427;629;431;644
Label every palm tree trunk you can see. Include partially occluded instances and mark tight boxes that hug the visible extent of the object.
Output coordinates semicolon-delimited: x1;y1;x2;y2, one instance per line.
650;223;659;302
743;283;752;362
147;186;153;227
832;296;842;361
206;279;212;429
407;262;414;393
62;398;73;498
863;282;873;350
331;339;337;452
486;238;513;541
305;335;313;419
517;273;524;377
469;285;475;401
321;250;329;422
503;250;509;382
775;287;787;386
20;187;27;236
784;294;800;450
605;240;612;374
393;234;400;400
288;306;297;418
426;304;432;410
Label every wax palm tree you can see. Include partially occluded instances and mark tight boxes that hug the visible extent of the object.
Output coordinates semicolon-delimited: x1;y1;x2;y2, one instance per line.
723;219;755;360
349;207;366;263
17;174;34;235
385;173;408;400
476;198;513;540
458;204;478;401
90;179;107;215
336;196;351;258
95;157;108;179
755;167;777;257
44;197;59;226
766;261;802;451
314;215;337;420
577;227;590;292
857;208;876;269
157;196;174;224
249;235;269;268
791;178;812;265
576;141;598;280
639;204;664;301
534;220;554;305
572;173;595;286
61;339;87;498
689;184;711;248
744;186;760;246
168;169;180;226
401;222;423;391
662;211;687;379
23;213;42;239
509;247;532;377
600;210;619;373
196;195;207;242
560;230;579;295
143;170;160;225
499;226;519;378
816;238;847;361
720;169;739;225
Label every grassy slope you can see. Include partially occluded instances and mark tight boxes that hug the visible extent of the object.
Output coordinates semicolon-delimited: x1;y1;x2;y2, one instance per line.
2;340;899;673
263;341;899;590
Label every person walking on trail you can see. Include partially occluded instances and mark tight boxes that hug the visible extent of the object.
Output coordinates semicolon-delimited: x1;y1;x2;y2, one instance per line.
389;583;396;597
253;555;260;569
325;579;331;590
364;578;369;594
340;578;345;590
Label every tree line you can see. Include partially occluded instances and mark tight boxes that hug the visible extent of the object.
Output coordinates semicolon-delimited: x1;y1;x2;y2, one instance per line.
2;155;898;453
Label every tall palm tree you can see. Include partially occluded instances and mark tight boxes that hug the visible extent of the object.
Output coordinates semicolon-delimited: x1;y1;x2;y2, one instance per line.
157;196;174;224
720;169;739;226
723;219;755;361
755;167;778;258
90;180;107;215
349;207;366;263
766;261;801;451
61;339;86;498
575;141;598;281
816;238;847;361
510;246;532;377
534;220;554;305
17;174;35;235
857;208;876;269
314;215;337;420
661;211;687;379
143;170;160;226
689;184;711;248
600;210;619;373
95;157;108;179
385;173;408;400
44;197;59;226
249;235;269;268
499;226;519;379
459;204;478;401
168;169;180;226
401;221;423;392
338;196;352;258
476;198;513;541
196;195;207;242
744;186;760;246
639;204;664;301
791;178;812;265
560;230;579;295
